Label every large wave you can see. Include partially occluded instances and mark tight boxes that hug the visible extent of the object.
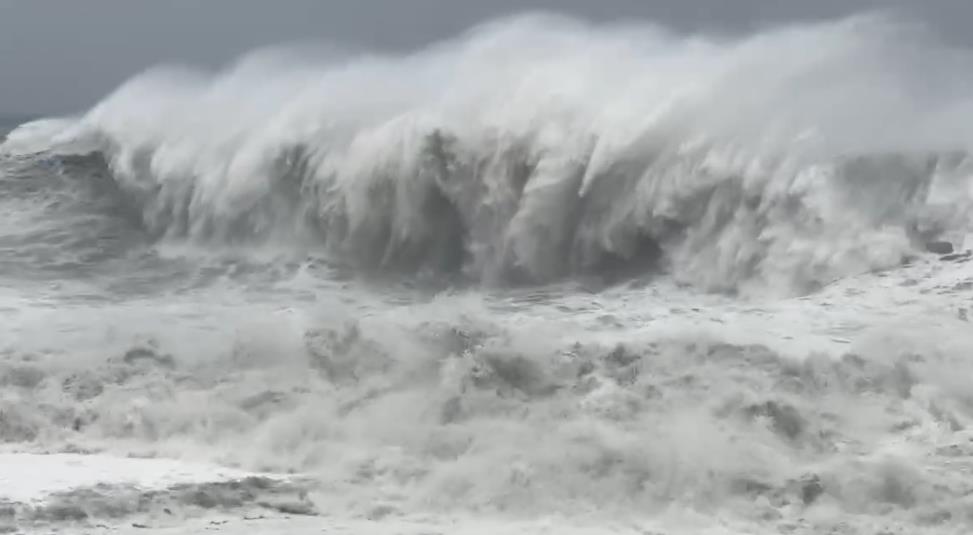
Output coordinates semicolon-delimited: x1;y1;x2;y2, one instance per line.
6;13;973;295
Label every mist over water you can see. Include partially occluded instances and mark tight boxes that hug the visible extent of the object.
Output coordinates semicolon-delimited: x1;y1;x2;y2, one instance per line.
4;11;973;534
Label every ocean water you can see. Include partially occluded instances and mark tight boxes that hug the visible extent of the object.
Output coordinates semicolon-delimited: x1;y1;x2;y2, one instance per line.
3;12;973;534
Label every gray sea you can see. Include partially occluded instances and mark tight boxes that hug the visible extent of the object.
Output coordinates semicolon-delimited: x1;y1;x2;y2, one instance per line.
3;13;973;534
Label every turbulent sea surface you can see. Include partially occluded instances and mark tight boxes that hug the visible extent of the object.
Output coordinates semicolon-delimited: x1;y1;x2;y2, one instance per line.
5;12;973;534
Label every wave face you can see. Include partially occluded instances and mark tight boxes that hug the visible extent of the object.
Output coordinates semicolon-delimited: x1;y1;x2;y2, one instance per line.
7;13;973;294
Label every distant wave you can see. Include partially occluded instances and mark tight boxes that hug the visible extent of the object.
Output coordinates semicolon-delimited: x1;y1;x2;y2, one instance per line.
4;13;973;295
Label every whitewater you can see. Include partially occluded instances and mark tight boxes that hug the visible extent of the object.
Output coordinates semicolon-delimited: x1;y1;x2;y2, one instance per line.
3;11;973;534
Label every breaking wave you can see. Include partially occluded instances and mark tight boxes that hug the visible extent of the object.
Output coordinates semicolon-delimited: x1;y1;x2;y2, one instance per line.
5;13;973;294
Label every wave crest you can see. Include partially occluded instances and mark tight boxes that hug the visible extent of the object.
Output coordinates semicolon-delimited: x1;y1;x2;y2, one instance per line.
7;13;973;294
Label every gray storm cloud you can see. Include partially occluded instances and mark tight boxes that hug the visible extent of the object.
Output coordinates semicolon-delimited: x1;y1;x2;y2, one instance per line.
0;0;968;115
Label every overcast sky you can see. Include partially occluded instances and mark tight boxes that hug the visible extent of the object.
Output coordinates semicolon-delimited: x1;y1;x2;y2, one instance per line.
0;0;969;115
